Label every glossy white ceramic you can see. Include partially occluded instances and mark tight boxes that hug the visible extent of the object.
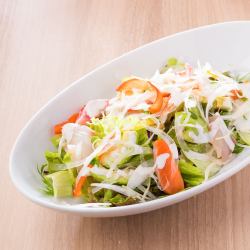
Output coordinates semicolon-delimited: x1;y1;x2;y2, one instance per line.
10;21;250;217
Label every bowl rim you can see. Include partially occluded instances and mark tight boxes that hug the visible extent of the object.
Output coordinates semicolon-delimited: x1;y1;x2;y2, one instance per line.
9;20;250;217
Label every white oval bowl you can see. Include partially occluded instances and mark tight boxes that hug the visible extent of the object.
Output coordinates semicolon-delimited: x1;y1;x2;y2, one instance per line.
10;21;250;217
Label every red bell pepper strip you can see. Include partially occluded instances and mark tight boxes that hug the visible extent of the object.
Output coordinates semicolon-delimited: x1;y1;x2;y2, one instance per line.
153;139;184;194
73;164;93;197
230;89;242;100
148;82;163;113
116;78;163;113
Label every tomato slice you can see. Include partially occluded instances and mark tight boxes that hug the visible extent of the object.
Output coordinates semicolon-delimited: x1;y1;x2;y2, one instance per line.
116;78;163;113
153;139;184;194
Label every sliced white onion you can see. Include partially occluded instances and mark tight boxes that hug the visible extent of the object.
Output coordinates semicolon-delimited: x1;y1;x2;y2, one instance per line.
90;165;109;176
174;114;219;170
84;99;108;117
76;131;115;181
60;123;93;161
181;122;210;144
185;150;211;161
137;184;156;200
205;84;239;120
222;100;250;121
127;165;155;189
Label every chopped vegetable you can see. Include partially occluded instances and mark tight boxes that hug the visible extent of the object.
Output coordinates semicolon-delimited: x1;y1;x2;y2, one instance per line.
38;57;250;207
73;165;93;197
153;139;184;194
179;159;204;186
45;170;75;197
54;112;79;134
116;78;163;113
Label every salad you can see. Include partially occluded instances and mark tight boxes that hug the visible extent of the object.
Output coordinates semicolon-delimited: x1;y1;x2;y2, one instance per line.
38;58;250;207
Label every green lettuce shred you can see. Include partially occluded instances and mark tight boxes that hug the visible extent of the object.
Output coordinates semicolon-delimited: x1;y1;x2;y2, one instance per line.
91;172;128;185
45;170;75;197
103;189;113;202
109;194;136;206
45;151;71;173
51;135;61;148
136;128;148;145
238;131;250;146
179;159;204;187
232;130;245;153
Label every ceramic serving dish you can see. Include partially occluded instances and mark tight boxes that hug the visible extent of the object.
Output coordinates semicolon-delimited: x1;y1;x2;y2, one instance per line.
10;21;250;217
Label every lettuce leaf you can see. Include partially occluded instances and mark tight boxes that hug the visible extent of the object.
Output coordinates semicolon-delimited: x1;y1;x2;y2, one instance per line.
118;152;153;168
232;130;245;153
89;119;105;139
45;170;75;197
45;151;71;173
109;194;136;206
103;189;113;202
51;135;61;148
238;131;250;146
179;159;204;187
91;172;128;185
136;128;148;145
83;186;136;206
175;112;220;175
186;142;211;154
